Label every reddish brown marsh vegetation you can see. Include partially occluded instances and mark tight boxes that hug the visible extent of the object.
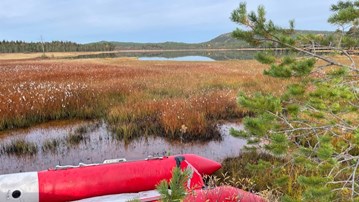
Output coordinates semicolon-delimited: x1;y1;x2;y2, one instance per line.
0;58;291;140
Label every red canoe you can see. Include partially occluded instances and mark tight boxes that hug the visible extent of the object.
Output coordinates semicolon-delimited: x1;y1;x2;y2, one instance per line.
185;186;265;202
0;154;220;202
77;186;265;202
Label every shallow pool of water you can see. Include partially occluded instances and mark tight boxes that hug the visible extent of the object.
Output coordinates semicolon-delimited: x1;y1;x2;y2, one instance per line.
0;121;246;174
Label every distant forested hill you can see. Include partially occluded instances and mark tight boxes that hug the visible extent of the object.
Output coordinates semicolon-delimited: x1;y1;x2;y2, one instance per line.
110;33;249;50
111;30;333;50
203;32;250;48
0;30;334;53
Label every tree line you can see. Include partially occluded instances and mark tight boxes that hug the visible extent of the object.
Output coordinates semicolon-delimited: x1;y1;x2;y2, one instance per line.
0;40;115;53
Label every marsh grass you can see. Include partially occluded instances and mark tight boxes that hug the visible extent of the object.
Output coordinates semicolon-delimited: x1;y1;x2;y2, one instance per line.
2;139;38;156
107;91;238;142
0;59;291;141
219;150;359;201
219;152;281;189
42;139;61;153
219;152;302;201
0;51;118;60
0;122;102;156
74;122;101;134
202;167;279;202
66;131;89;145
0;83;104;131
65;122;101;145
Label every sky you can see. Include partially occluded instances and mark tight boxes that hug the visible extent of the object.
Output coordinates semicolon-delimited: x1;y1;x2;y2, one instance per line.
0;0;339;44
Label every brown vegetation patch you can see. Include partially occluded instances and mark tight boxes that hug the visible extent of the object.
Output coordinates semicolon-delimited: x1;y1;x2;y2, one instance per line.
0;58;292;140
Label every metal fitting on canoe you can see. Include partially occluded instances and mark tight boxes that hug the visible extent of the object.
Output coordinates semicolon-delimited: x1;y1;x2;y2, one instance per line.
145;156;165;160
53;163;99;170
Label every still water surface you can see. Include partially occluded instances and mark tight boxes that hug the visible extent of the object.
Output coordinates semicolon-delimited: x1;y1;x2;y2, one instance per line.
0;121;246;174
138;56;215;61
67;50;260;61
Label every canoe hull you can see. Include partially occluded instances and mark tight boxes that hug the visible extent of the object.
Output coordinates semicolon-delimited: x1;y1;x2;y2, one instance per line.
77;186;265;202
0;154;220;202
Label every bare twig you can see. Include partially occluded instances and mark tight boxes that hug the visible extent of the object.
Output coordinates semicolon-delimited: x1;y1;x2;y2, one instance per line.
352;160;359;198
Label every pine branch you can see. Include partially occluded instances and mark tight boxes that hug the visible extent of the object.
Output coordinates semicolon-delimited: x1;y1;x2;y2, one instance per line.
265;37;359;73
231;2;359;200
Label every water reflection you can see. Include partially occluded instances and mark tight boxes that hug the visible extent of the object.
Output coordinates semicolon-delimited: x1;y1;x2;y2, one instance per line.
0;121;246;174
139;56;215;61
65;50;260;61
64;49;316;61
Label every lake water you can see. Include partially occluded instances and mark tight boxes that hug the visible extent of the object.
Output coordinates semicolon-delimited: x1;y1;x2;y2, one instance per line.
139;56;215;61
65;49;309;61
66;50;262;61
0;121;246;174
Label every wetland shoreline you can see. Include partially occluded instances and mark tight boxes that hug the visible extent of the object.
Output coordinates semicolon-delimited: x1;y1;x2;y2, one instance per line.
0;55;291;174
0;120;246;174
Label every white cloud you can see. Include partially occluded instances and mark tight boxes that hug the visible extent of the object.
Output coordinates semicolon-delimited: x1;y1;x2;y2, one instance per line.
0;0;341;43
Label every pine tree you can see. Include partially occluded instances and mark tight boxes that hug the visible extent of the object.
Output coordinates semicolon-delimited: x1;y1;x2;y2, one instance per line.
156;167;190;202
231;1;359;201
